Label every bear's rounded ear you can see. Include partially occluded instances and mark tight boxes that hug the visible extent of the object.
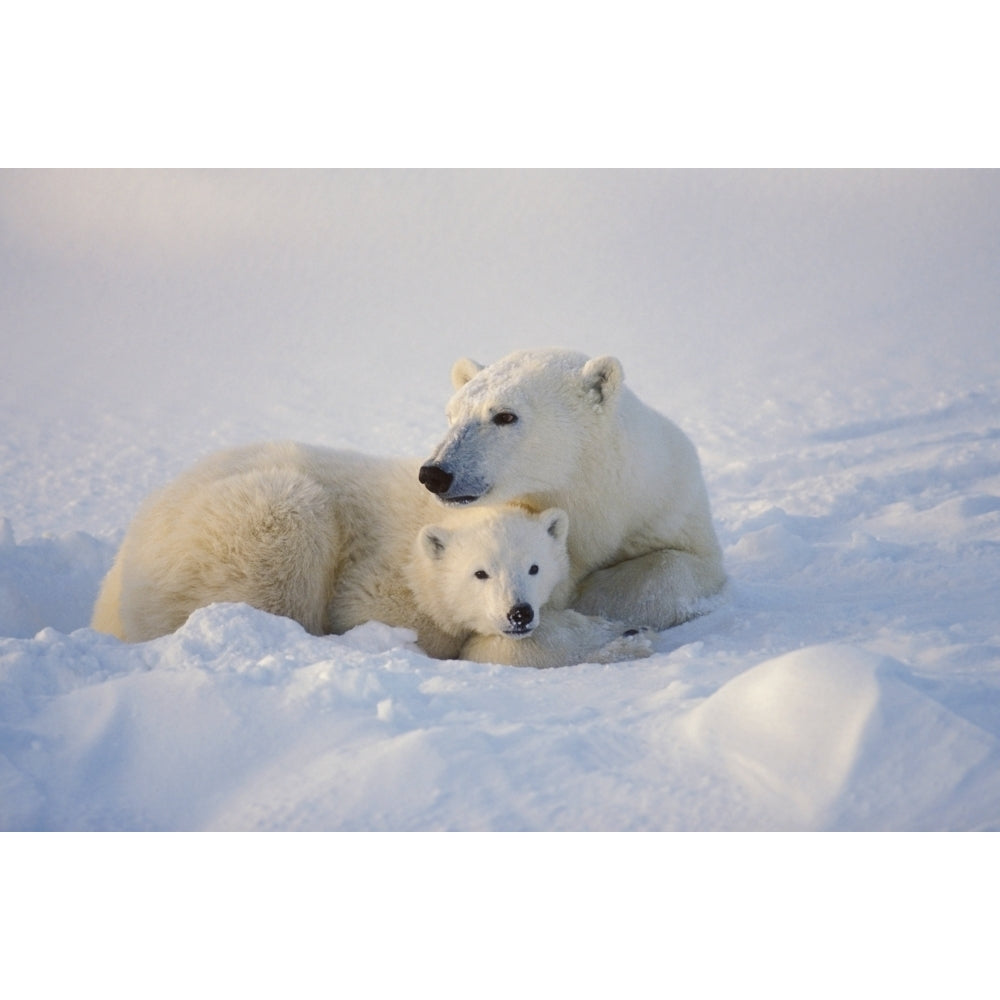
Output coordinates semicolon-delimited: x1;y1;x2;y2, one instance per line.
581;355;623;409
541;508;569;544
418;525;450;560
451;357;484;389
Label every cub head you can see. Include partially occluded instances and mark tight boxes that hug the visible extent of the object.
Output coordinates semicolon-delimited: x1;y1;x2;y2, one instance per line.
417;348;624;506
415;506;570;640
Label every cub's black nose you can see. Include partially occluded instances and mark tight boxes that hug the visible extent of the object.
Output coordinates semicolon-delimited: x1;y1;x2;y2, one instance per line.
507;603;534;628
419;464;453;495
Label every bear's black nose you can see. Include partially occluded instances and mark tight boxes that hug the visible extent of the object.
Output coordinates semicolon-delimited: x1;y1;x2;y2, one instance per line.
419;464;454;495
507;603;534;627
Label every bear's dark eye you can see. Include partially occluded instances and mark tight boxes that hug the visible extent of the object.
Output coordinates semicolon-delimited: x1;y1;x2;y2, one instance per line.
492;411;518;426
474;569;490;580
529;564;539;575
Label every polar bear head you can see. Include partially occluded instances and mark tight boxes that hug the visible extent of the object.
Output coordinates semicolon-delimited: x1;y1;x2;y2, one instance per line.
418;348;624;506
413;506;570;639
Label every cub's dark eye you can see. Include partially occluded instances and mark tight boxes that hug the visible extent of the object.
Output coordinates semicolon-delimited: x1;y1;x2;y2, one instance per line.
529;564;539;575
492;411;518;426
474;569;490;580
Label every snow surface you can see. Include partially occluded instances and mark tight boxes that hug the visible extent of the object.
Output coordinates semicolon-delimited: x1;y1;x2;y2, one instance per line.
3;169;1000;832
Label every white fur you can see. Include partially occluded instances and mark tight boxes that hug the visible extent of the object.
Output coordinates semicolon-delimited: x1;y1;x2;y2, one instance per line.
412;505;651;666
91;442;650;667
413;506;569;642
420;348;727;628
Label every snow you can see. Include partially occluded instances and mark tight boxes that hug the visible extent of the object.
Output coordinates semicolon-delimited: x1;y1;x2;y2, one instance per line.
3;170;999;838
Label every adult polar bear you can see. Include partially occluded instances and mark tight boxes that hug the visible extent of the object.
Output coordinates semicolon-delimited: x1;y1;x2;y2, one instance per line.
92;347;722;665
419;348;727;630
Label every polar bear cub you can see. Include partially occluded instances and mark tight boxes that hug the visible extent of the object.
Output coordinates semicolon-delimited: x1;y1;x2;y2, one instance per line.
411;506;653;668
91;442;649;668
413;506;570;644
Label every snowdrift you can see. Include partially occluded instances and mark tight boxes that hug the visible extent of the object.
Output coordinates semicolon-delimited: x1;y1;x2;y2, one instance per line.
3;600;998;831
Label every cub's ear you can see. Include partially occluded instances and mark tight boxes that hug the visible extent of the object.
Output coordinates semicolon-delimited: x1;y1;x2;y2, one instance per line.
540;507;569;544
418;525;450;560
451;357;484;389
581;355;623;409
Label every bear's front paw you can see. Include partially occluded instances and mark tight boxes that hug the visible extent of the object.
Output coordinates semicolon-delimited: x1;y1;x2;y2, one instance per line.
593;629;654;663
622;626;656;638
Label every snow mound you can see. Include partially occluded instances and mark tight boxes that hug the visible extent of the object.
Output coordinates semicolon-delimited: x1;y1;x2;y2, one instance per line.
685;644;1000;830
0;519;114;638
5;606;998;831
